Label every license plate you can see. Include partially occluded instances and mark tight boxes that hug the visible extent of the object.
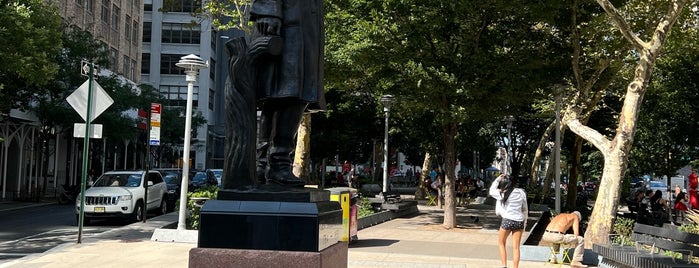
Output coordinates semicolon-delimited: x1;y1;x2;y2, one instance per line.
94;207;105;213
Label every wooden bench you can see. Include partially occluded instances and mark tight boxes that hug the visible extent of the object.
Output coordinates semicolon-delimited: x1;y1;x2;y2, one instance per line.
593;223;699;268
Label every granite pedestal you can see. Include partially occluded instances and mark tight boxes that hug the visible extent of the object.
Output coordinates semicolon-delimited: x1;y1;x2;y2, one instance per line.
193;185;346;267
189;240;347;268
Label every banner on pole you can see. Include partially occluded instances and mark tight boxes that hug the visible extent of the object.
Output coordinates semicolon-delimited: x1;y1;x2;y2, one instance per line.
149;103;162;145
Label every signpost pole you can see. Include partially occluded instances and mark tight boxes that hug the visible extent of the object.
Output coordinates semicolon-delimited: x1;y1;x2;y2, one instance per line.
77;62;94;244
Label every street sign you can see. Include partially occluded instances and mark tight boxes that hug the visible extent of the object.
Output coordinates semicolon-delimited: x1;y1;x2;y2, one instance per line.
80;60;98;77
73;123;103;138
149;103;162;146
67;79;114;122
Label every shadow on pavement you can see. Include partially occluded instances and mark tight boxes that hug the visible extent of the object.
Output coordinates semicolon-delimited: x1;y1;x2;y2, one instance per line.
348;238;400;248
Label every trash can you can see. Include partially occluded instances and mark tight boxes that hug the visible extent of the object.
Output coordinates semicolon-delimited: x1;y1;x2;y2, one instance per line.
327;187;358;243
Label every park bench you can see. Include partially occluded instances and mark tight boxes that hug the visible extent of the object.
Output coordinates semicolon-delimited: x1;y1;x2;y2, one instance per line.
593;223;699;268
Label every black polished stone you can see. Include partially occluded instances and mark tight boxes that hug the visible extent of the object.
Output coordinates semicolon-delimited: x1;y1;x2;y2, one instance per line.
217;184;330;203
198;199;342;252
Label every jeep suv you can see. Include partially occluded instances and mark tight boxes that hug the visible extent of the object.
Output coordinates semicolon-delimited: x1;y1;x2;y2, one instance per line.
76;170;168;225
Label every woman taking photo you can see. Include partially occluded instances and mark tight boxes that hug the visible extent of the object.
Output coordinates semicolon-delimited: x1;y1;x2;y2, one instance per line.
489;174;528;268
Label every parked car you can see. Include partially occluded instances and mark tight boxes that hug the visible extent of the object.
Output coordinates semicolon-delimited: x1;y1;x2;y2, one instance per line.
190;171;218;191
76;170;168;225
206;169;223;188
154;168;183;212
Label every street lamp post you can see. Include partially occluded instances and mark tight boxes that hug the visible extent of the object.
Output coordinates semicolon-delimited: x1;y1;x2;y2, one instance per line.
380;95;395;195
505;116;514;176
175;54;208;230
554;86;562;213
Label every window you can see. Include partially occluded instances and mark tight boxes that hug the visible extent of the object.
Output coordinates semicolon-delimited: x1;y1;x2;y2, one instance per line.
101;0;110;23
125;15;131;41
159;85;199;107
160;54;186;75
131;60;137;80
133;21;139;42
161;23;200;44
162;0;199;13
112;5;120;30
110;48;118;70
86;0;94;12
123;55;130;76
142;22;151;42
208;88;214;110
76;0;84;6
209;58;215;79
141;53;150;74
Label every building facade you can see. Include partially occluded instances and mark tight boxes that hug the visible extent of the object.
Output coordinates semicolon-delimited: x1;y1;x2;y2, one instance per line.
142;0;227;170
56;0;143;82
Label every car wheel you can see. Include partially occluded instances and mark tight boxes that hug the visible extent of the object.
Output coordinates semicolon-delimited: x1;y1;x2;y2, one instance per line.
132;201;144;222
157;198;167;215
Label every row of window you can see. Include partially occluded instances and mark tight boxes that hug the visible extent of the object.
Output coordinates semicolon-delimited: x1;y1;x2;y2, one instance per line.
143;22;200;44
144;0;199;13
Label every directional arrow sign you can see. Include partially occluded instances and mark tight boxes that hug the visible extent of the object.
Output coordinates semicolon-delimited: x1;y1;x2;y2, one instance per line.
67;79;114;122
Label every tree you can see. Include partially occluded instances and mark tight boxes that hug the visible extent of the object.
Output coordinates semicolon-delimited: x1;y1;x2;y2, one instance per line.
628;25;699;181
0;0;63;113
563;0;690;247
325;0;568;228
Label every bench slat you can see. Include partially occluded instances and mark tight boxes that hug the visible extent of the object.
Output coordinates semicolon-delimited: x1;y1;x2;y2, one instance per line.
631;233;699;257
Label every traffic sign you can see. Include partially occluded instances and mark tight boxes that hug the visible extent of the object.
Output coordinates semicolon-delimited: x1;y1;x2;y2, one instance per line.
73;123;103;138
67;79;114;122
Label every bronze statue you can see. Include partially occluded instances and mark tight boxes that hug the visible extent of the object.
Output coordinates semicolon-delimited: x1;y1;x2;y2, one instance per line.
223;0;325;188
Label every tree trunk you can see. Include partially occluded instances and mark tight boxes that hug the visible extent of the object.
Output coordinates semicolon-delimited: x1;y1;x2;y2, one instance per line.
293;113;311;179
415;152;433;199
443;122;457;229
530;121;555;185
583;151;624;248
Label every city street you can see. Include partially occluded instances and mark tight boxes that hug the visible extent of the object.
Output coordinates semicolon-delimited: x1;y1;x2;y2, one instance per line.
0;204;119;262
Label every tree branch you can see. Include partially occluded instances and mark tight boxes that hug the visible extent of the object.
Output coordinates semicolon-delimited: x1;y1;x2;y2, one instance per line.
649;0;687;50
595;0;647;51
567;117;610;154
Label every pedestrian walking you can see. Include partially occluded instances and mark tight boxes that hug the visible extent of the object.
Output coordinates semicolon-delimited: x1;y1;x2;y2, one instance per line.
489;174;528;268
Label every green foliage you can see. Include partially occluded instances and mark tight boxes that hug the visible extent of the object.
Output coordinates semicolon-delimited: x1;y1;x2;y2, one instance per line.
678;223;699;235
0;0;63;112
357;197;376;219
611;217;635;246
183;186;219;230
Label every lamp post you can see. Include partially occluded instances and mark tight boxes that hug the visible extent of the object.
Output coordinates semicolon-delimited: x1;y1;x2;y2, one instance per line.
554;86;562;213
175;54;208;230
380;95;395;195
504;116;514;176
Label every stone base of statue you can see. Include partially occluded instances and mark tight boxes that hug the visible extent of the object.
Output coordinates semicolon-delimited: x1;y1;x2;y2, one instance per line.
193;184;345;267
189;241;347;268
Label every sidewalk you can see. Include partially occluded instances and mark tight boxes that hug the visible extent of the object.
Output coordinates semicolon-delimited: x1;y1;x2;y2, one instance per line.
0;198;596;268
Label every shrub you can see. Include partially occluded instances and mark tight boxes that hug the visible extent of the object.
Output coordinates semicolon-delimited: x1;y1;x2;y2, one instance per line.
357;197;376;218
176;186;218;230
611;217;635;246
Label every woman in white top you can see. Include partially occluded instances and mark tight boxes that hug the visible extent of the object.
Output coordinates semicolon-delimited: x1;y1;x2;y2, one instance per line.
489;174;528;268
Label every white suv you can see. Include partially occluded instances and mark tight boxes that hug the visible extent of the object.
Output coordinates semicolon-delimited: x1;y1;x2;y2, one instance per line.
76;170;168;225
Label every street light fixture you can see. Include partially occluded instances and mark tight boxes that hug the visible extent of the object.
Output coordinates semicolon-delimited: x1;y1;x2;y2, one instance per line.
175;54;208;230
380;95;395;196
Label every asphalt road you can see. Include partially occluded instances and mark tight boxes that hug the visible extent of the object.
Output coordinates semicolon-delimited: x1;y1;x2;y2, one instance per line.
0;204;121;262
